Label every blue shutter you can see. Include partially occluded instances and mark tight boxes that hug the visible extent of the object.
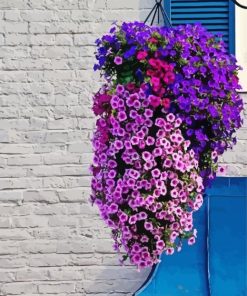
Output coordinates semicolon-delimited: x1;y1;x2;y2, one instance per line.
164;0;235;53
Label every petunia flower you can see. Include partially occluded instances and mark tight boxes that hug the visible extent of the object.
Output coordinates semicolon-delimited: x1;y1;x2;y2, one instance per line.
148;95;161;108
137;51;148;60
114;56;123;65
162;98;171;109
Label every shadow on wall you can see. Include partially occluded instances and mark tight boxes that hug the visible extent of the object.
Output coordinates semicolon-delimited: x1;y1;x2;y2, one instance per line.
86;1;155;295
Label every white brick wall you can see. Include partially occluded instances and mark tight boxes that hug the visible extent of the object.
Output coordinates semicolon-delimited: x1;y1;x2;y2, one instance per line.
0;0;246;295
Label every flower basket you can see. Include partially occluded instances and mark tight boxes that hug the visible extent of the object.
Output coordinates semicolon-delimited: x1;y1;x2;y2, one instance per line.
90;22;243;269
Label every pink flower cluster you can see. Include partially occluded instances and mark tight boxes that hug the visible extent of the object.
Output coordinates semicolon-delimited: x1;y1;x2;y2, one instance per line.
91;84;204;269
147;57;175;97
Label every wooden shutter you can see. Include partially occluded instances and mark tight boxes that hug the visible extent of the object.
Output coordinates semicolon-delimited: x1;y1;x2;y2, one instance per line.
164;0;235;53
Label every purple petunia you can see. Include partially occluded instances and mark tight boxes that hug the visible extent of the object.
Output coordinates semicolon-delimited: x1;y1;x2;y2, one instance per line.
123;46;137;59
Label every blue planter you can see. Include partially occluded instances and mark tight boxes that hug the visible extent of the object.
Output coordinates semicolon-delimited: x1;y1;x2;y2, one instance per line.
134;177;247;296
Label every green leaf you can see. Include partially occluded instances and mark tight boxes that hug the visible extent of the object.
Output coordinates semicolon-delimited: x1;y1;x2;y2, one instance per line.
122;254;128;261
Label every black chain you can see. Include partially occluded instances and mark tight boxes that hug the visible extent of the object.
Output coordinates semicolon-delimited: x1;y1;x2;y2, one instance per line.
144;0;247;28
144;0;172;27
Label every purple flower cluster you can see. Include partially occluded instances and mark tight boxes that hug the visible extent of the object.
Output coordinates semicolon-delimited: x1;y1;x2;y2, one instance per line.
91;22;243;268
94;22;243;186
91;85;204;269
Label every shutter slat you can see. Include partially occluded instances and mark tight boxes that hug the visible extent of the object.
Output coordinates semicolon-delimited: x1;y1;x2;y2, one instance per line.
172;2;228;8
173;13;228;19
173;7;229;13
172;19;229;25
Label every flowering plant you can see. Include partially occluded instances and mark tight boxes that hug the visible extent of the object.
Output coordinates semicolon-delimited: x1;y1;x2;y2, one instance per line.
91;22;243;269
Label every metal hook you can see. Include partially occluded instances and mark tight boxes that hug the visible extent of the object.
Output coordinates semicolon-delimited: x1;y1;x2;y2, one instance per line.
231;0;247;9
144;0;172;27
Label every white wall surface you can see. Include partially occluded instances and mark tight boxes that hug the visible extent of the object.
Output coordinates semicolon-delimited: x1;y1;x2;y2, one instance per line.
0;1;246;296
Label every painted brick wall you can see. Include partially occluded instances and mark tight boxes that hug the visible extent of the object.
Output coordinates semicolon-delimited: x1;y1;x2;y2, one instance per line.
0;0;246;295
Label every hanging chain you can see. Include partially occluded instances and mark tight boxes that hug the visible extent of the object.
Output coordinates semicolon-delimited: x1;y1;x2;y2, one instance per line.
144;0;172;27
144;0;247;28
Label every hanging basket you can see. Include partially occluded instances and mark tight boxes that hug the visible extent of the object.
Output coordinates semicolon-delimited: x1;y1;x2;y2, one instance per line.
90;22;243;269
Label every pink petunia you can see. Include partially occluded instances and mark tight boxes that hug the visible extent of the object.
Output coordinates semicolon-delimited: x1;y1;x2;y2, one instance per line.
148;58;158;68
171;188;178;198
152;168;161;178
151;76;160;87
188;236;196;245
144;221;153;231
117;111;127;122
156;240;165;250
167;113;175;123
149;95;161;108
217;165;227;176
146;136;155;146
174;117;182;127
164;71;175;84
114;56;123;65
211;151;218;160
162;98;171;109
164;158;172;168
148;37;158;44
137;51;148;60
129;215;137;225
166;248;174;255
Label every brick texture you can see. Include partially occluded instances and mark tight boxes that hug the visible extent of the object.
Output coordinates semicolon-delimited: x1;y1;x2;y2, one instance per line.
0;0;246;295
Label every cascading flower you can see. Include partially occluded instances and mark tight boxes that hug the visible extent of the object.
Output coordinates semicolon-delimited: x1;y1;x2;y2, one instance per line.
91;22;243;269
91;84;204;269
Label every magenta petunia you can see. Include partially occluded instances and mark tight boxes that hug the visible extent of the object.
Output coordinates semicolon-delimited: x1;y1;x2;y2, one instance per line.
114;56;123;65
137;50;148;60
149;95;161;108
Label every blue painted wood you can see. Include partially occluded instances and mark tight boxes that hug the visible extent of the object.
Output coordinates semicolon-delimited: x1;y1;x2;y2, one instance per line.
207;178;247;295
134;177;247;296
172;2;229;8
228;0;235;54
164;0;235;53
